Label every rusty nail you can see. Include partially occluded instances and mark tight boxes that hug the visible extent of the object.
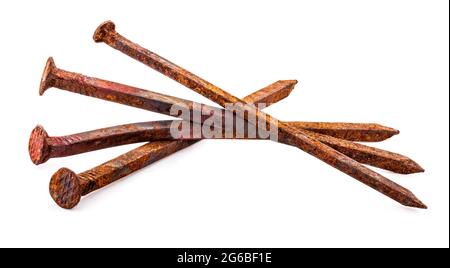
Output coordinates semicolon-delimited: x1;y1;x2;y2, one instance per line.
49;140;195;209
287;122;399;142
28;121;173;165
42;70;418;209
40;58;296;125
32;76;295;165
94;21;426;208
32;120;423;174
40;57;399;143
36;58;421;173
47;78;301;209
303;130;424;174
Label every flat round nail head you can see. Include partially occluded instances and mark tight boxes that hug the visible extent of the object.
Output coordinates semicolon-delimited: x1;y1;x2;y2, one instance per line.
39;57;56;95
93;21;116;42
28;125;50;165
49;168;82;209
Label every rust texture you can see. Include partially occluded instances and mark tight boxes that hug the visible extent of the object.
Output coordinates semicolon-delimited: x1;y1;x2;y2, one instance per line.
242;82;296;106
40;57;398;142
302;130;423;174
29;121;172;165
42;69;417;209
40;58;223;123
31;120;423;174
33;74;294;165
36;59;422;173
49;141;195;209
242;85;399;142
288;122;399;142
47;79;301;209
93;21;426;208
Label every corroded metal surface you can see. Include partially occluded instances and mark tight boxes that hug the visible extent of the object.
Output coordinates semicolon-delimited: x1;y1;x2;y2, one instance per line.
242;82;296;106
40;58;293;126
288;122;399;142
40;58;398;142
37;58;404;161
29;121;172;165
93;21;426;208
33;75;295;165
302;130;423;174
40;58;223;123
31;120;423;174
36;59;421;173
49;141;195;209
47;79;298;209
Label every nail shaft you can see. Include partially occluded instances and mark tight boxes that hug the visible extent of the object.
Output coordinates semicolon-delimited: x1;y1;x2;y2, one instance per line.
93;21;426;208
48;77;298;208
40;57;398;142
288;122;399;142
36;59;421;173
33;120;423;174
29;121;172;165
50;141;195;209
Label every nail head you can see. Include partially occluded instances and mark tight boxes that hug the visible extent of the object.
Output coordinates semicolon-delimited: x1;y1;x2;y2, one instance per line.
49;168;82;209
39;57;56;95
28;125;50;165
93;21;116;43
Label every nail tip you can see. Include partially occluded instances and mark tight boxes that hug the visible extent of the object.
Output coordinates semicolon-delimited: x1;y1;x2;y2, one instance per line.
277;79;298;88
409;195;428;209
407;160;425;174
383;130;400;141
373;123;400;138
394;129;400;135
413;165;425;173
289;79;299;86
282;80;299;95
415;202;428;209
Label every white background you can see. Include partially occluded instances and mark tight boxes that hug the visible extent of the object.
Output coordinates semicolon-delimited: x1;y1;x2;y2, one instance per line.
0;0;448;248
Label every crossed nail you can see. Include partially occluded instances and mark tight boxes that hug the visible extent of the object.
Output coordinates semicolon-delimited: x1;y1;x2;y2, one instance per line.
30;21;426;209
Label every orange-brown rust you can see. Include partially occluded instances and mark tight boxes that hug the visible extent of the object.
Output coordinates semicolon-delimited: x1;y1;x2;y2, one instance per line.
28;125;50;165
39;58;296;125
47;77;298;209
36;59;421;173
29;121;174;165
288;122;399;142
93;21;426;208
49;141;194;209
242;80;297;106
40;58;399;143
36;59;405;168
33;120;423;174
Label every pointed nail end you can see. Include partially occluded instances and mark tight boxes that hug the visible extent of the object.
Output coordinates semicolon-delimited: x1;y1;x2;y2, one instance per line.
279;79;298;85
416;166;425;173
386;128;400;139
415;201;428;209
408;196;428;209
281;80;299;94
404;159;425;174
